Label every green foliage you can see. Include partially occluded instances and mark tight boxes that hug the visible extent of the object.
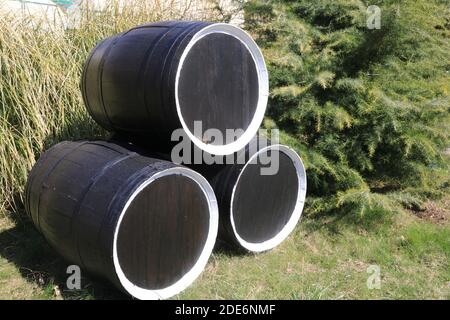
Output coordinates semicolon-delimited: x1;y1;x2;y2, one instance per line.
245;0;450;217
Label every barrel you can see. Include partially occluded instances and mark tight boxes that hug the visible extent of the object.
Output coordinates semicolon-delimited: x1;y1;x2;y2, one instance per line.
25;141;218;300
81;21;269;155
204;139;307;252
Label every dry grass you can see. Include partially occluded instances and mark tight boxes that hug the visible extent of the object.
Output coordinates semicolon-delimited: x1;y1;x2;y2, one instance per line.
0;0;229;214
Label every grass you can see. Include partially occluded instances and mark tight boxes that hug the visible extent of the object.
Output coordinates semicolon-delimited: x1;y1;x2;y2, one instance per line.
179;204;450;300
0;0;225;213
1;196;448;300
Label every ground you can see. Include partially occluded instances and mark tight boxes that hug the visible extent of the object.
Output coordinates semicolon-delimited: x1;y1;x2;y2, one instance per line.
0;194;448;300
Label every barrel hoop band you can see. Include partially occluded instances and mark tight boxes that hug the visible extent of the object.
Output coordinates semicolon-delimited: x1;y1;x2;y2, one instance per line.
34;141;88;233
81;40;102;126
72;152;140;271
152;22;204;127
25;141;70;222
97;34;123;129
94;160;174;275
139;25;179;125
163;22;211;126
88;140;134;156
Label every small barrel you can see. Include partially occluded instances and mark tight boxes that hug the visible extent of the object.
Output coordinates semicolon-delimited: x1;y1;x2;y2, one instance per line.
81;21;268;155
205;140;307;252
25;141;218;300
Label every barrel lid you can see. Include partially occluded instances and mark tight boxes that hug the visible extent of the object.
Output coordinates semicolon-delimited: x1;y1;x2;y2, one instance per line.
230;145;307;252
112;167;218;300
175;23;269;156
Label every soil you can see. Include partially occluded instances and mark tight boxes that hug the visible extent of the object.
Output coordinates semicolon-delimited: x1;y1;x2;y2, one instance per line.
413;199;449;225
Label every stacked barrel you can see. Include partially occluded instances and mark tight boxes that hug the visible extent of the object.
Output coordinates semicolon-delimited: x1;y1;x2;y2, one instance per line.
25;21;307;300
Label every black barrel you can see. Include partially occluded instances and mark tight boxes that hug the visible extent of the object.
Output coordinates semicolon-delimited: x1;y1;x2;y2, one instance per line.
81;21;268;155
25;141;218;300
202;139;307;252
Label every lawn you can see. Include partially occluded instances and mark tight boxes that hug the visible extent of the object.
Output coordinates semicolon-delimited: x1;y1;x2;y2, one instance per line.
1;195;448;300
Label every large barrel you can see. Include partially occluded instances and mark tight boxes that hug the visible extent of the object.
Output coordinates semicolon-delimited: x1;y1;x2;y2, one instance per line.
25;141;218;299
81;21;268;155
204;139;307;252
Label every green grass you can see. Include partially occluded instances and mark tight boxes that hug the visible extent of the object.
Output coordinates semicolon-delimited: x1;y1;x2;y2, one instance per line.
180;207;449;300
402;223;450;260
1;199;448;300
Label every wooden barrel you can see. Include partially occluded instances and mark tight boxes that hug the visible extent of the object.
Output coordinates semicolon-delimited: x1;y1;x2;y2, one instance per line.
204;139;307;252
81;21;268;155
25;141;218;300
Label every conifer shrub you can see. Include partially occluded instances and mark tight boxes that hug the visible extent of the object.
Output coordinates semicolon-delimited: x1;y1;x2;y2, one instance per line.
244;0;450;217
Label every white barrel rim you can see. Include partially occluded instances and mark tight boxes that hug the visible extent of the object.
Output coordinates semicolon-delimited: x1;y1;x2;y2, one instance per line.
175;23;269;156
229;145;307;252
112;167;218;300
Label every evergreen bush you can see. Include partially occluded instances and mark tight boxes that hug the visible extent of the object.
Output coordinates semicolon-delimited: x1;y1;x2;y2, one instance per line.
244;0;450;217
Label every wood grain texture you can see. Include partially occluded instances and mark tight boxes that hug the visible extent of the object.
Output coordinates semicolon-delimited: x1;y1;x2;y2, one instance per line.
117;175;209;290
178;33;259;143
231;151;299;243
